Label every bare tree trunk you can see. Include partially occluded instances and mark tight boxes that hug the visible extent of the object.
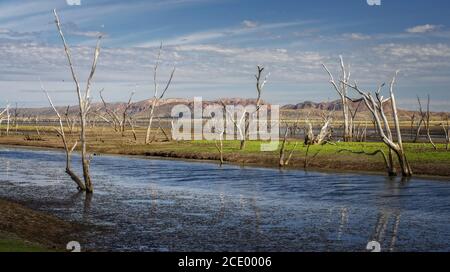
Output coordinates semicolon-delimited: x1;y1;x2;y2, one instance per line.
64;106;74;135
214;129;225;165
121;91;135;137
240;66;269;150
240;113;249;150
100;89;121;132
279;125;290;167
5;106;10;136
146;99;158;144
13;103;19;133
410;113;415;141
323;56;352;142
344;71;412;177
221;101;246;150
389;75;412;177
35;115;40;137
80;113;93;192
54;9;101;193
417;95;436;149
157;118;171;142
279;122;300;167
145;43;175;144
42;84;86;191
128;117;138;142
0;106;9;136
304;110;333;145
441;116;449;151
425;95;437;150
304;121;314;145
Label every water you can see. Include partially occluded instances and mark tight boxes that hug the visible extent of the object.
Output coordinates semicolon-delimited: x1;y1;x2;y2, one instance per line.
0;146;449;252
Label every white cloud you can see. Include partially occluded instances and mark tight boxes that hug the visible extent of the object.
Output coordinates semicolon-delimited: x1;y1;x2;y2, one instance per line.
242;20;259;28
406;24;441;34
374;43;450;58
69;30;108;38
136;20;311;47
175;44;237;54
342;33;371;41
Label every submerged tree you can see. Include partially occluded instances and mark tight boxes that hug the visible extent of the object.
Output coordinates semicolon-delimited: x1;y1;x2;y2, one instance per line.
54;9;101;193
41;82;85;191
344;71;413;177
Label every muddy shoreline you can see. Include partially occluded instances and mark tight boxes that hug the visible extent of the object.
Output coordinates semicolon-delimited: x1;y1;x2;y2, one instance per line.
0;198;87;251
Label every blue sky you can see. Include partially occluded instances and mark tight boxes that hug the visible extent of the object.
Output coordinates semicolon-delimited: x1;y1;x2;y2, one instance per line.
1;0;450;110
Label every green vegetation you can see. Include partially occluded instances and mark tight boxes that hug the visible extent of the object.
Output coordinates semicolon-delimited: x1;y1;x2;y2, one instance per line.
0;232;51;252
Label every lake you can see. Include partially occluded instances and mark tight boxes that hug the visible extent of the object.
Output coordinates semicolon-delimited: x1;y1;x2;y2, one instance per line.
0;146;449;252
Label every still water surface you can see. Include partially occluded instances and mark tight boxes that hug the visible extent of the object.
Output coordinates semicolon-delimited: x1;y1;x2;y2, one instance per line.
0;146;449;252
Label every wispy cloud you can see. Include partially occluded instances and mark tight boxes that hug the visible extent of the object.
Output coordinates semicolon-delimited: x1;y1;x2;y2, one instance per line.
406;24;442;34
136;20;313;47
342;33;371;41
242;20;259;28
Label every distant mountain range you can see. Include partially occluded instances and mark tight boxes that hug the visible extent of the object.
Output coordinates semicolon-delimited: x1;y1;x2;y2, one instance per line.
4;98;448;120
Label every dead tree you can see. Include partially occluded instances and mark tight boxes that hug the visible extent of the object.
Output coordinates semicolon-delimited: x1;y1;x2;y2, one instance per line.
440;115;449;151
0;105;11;136
6;105;10;135
121;91;135;137
417;95;437;150
304;110;333;145
221;100;246;149
241;66;269;150
302;111;335;169
221;100;246;147
99;89;121;132
279;119;300;167
0;105;9;136
145;43;176;144
54;9;101;193
323;56;352;142
157;118;171;142
42;83;85;191
128;117;138;142
413;102;425;143
34;115;41;137
13;103;19;132
214;127;225;166
409;113;416;141
349;100;362;140
64;106;76;135
344;71;413;177
354;121;368;142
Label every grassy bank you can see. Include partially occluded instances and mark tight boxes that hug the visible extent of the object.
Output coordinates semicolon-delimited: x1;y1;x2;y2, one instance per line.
0;125;449;177
0;232;51;252
0;199;83;252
